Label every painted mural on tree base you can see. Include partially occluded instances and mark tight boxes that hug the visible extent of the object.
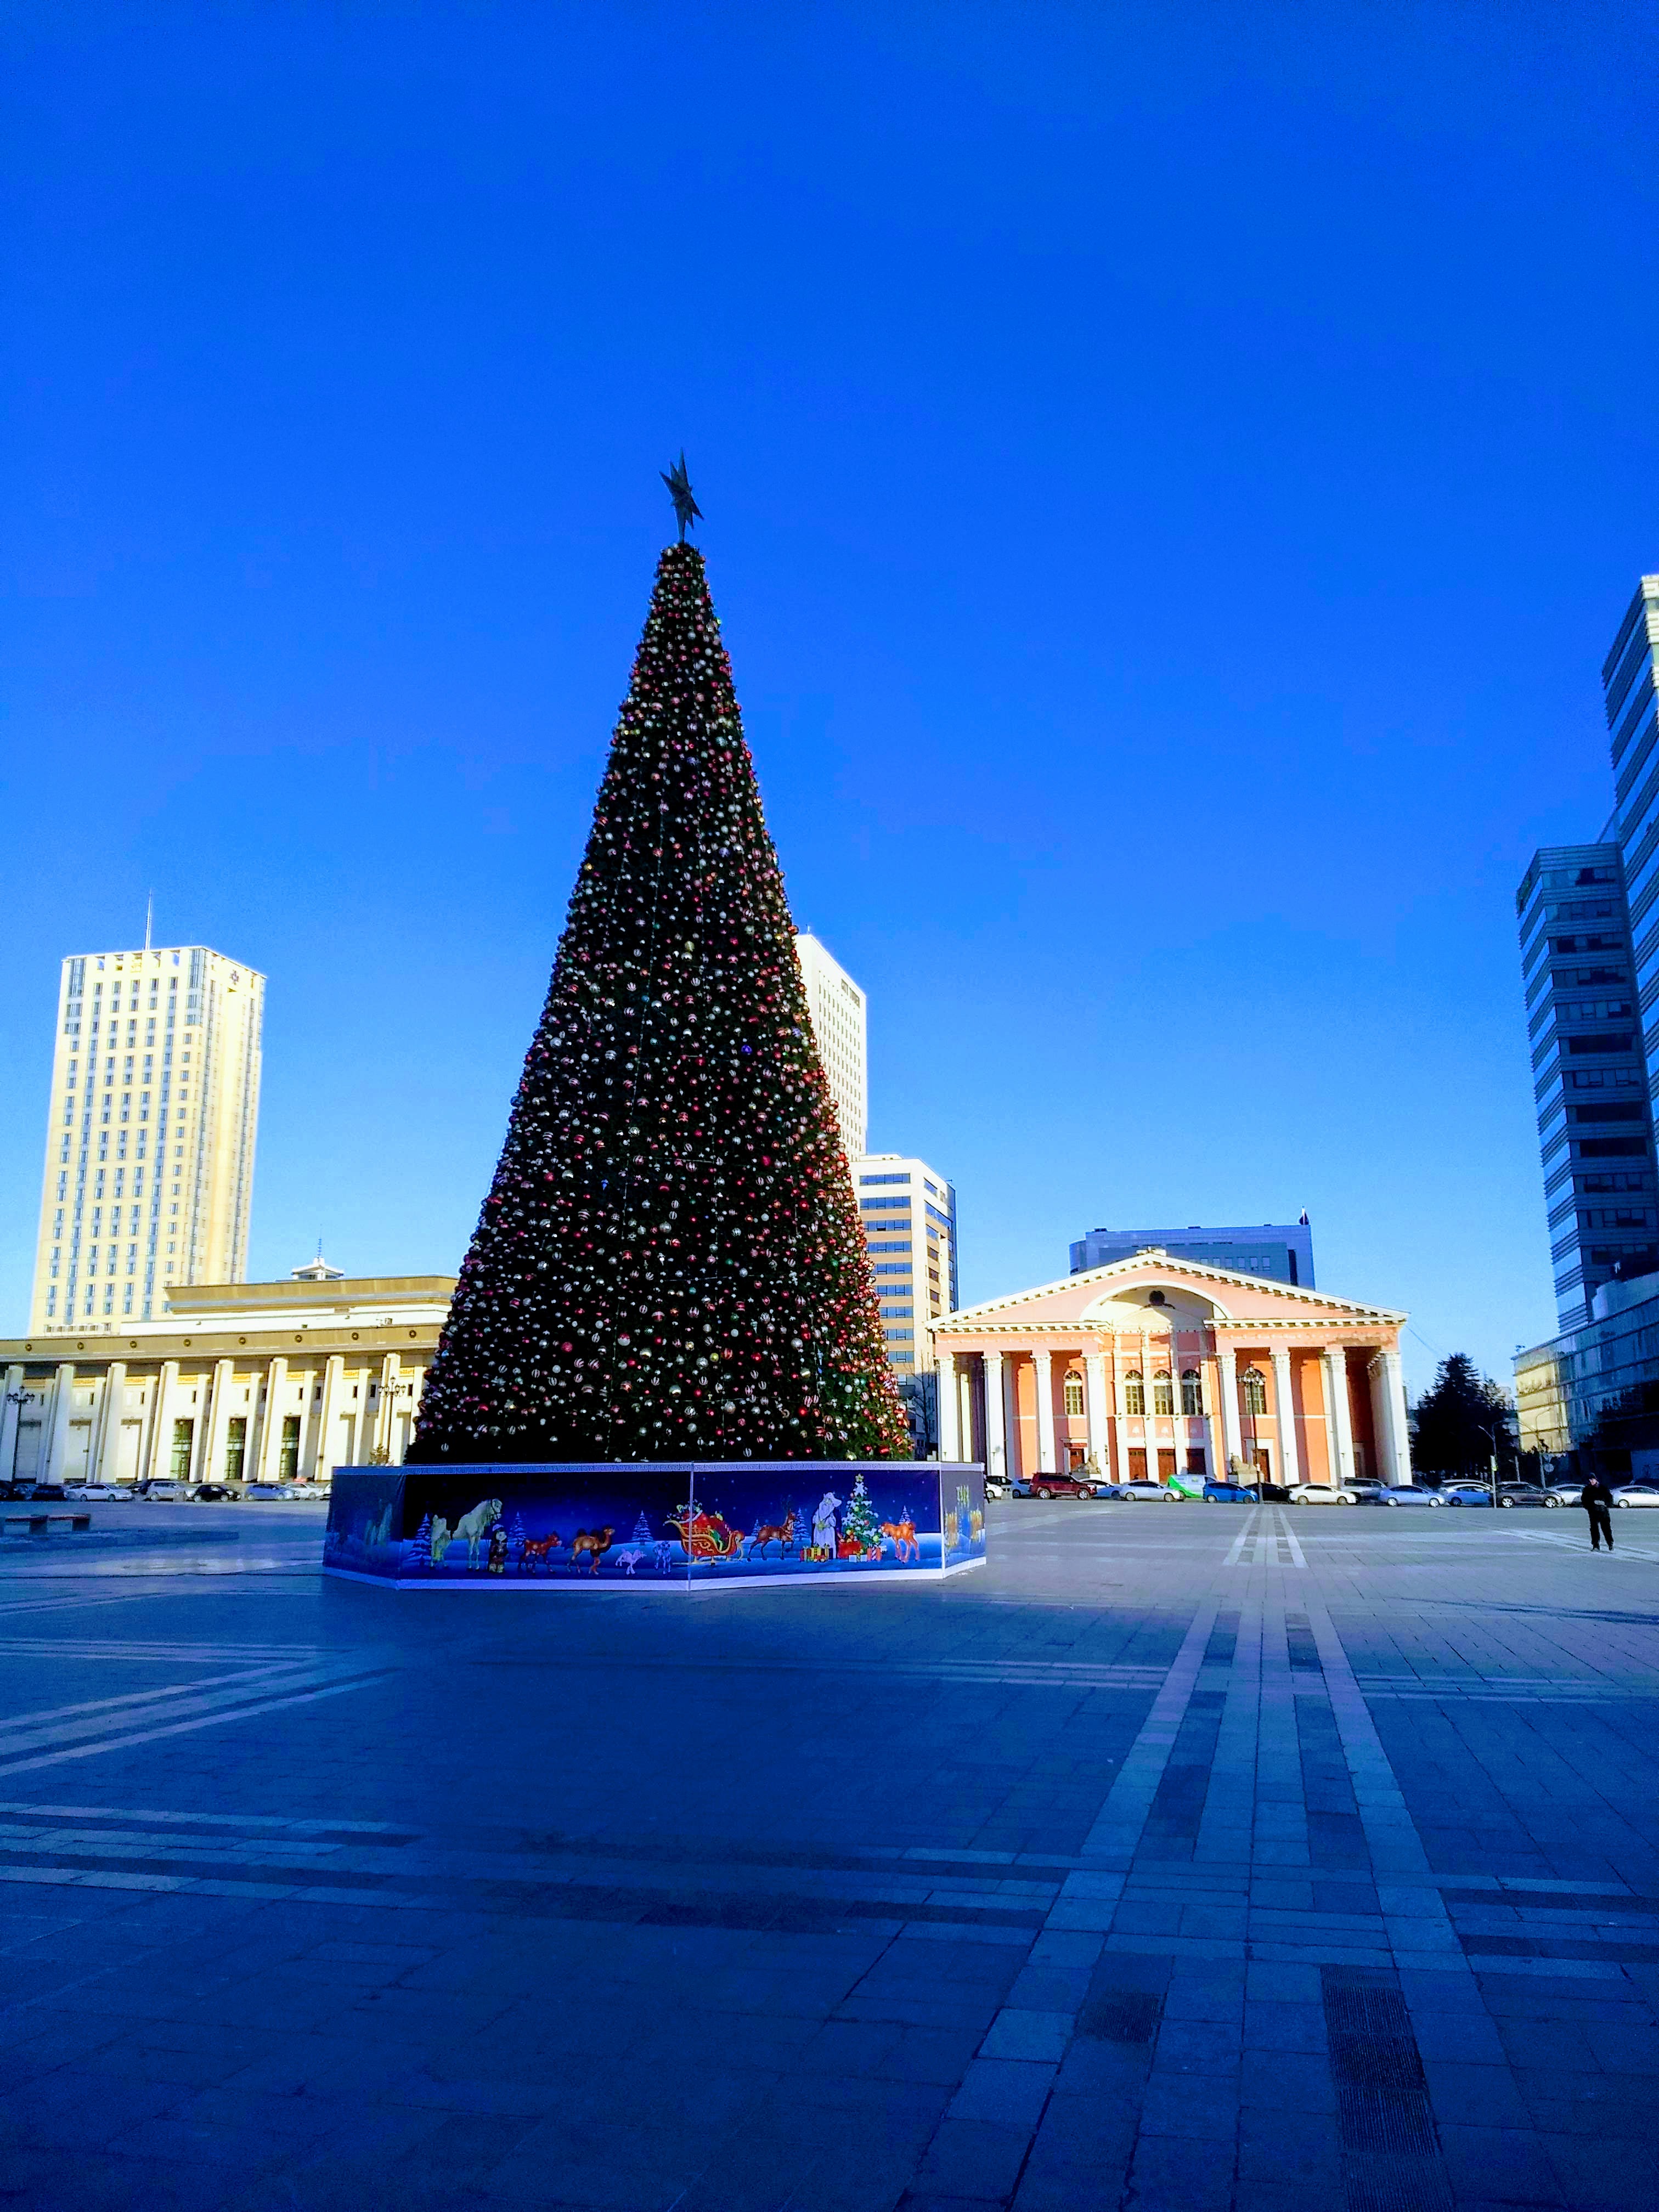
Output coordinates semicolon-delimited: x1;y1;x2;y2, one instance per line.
323;1462;987;1587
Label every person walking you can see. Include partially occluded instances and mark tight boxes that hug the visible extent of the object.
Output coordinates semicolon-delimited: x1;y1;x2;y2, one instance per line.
1580;1472;1616;1552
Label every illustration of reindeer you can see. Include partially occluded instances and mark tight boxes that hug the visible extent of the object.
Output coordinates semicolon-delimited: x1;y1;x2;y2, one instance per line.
879;1518;919;1562
519;1533;561;1575
569;1526;615;1573
744;1508;798;1560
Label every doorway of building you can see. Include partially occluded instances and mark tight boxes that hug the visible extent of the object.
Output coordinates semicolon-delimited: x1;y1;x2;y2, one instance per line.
1128;1448;1147;1482
1157;1449;1177;1481
1252;1448;1272;1483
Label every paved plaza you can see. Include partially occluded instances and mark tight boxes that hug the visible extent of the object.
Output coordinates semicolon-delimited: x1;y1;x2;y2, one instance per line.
2;1497;1657;2211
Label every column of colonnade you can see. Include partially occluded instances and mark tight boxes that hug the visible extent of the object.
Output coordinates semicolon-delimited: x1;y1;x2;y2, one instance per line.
1032;1348;1056;1475
1322;1347;1356;1486
936;1352;960;1460
0;1364;24;1480
982;1350;1006;1485
1271;1348;1302;1488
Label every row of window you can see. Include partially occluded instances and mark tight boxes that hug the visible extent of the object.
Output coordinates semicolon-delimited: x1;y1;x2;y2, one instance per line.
1049;1365;1280;1417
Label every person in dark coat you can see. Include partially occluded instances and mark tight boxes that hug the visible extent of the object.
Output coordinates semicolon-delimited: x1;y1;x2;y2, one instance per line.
1579;1474;1616;1551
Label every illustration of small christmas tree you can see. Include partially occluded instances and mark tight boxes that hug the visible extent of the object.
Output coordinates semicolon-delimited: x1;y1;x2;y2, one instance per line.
408;474;907;1466
631;1509;653;1548
841;1472;880;1556
508;1511;527;1565
407;1513;433;1572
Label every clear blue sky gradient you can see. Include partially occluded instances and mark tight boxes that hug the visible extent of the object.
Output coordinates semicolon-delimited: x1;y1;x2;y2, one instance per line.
4;4;1655;1393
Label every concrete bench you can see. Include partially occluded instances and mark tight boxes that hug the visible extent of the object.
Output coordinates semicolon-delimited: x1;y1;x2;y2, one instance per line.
1;1513;92;1534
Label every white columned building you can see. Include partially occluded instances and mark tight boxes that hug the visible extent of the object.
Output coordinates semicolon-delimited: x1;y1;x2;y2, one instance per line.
932;1250;1411;1494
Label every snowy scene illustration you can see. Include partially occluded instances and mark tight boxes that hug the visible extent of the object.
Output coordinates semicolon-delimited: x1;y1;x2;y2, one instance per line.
324;1463;986;1585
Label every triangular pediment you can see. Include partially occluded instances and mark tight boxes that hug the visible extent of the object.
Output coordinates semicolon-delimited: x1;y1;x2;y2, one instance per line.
932;1248;1404;1336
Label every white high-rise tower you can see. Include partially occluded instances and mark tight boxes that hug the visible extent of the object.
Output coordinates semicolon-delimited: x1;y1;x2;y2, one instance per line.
30;944;264;1333
794;932;867;1157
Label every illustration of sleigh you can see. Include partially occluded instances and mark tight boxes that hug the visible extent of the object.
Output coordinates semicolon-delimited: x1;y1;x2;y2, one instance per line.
665;1504;743;1560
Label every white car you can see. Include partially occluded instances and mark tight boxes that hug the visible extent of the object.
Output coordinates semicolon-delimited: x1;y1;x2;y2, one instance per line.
1288;1483;1359;1505
1118;1481;1184;1501
1612;1485;1659;1508
142;1480;187;1500
75;1483;123;1502
1367;1486;1445;1508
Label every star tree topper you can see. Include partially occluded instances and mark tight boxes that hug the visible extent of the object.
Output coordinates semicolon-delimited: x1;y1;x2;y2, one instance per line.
661;452;702;540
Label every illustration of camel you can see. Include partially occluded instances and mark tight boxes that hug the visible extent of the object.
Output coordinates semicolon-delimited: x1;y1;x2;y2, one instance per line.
518;1533;561;1574
612;1545;645;1575
880;1519;919;1562
569;1526;615;1573
454;1498;503;1570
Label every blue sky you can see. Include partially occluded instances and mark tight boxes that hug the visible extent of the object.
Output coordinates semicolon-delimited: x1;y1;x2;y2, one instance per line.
3;2;1655;1392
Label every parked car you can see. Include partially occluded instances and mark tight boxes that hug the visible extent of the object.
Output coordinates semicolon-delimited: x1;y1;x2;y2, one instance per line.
984;1477;1011;1500
1496;1484;1559;1509
190;1483;239;1502
140;1480;187;1500
1544;1482;1588;1504
1117;1480;1185;1501
1364;1486;1446;1507
1288;1483;1359;1505
1346;1479;1387;1497
76;1483;124;1502
242;1482;303;1502
1202;1480;1259;1503
1256;1482;1293;1502
1024;1472;1112;1500
1611;1484;1659;1508
1437;1483;1495;1508
24;1484;69;1502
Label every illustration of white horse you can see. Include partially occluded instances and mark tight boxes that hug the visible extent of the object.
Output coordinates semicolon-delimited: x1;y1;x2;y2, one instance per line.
811;1491;842;1551
429;1516;453;1565
454;1498;503;1570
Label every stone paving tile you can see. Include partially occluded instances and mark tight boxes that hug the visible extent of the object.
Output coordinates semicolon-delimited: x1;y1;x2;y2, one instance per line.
4;1506;1659;2208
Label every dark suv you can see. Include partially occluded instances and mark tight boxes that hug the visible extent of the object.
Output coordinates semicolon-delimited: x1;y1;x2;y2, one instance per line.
1022;1472;1111;1500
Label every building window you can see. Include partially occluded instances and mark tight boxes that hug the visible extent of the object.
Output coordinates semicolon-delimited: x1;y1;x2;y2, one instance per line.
1181;1369;1203;1415
1063;1373;1085;1417
1153;1370;1174;1415
1125;1369;1145;1415
1241;1365;1268;1414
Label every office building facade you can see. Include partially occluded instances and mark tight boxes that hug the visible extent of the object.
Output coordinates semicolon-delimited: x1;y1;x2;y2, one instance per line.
1516;844;1657;1330
29;944;264;1333
2;1261;451;1488
853;1153;956;1370
1069;1220;1314;1288
1605;578;1659;1098
794;933;867;1156
1513;575;1659;1462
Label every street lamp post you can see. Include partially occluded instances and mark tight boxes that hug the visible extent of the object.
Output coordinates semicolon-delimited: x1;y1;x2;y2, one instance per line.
2;1389;28;1488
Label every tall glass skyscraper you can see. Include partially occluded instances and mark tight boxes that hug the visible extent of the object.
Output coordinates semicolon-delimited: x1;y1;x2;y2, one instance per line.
1515;577;1659;1469
1515;844;1657;1330
1605;579;1659;1093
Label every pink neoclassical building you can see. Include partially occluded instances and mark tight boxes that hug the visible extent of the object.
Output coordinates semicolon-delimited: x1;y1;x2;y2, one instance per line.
931;1248;1412;1489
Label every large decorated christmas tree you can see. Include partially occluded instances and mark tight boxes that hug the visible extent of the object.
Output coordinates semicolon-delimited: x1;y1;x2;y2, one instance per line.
410;482;909;1465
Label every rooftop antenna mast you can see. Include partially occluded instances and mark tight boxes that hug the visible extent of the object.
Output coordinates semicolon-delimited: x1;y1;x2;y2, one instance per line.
143;892;153;952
